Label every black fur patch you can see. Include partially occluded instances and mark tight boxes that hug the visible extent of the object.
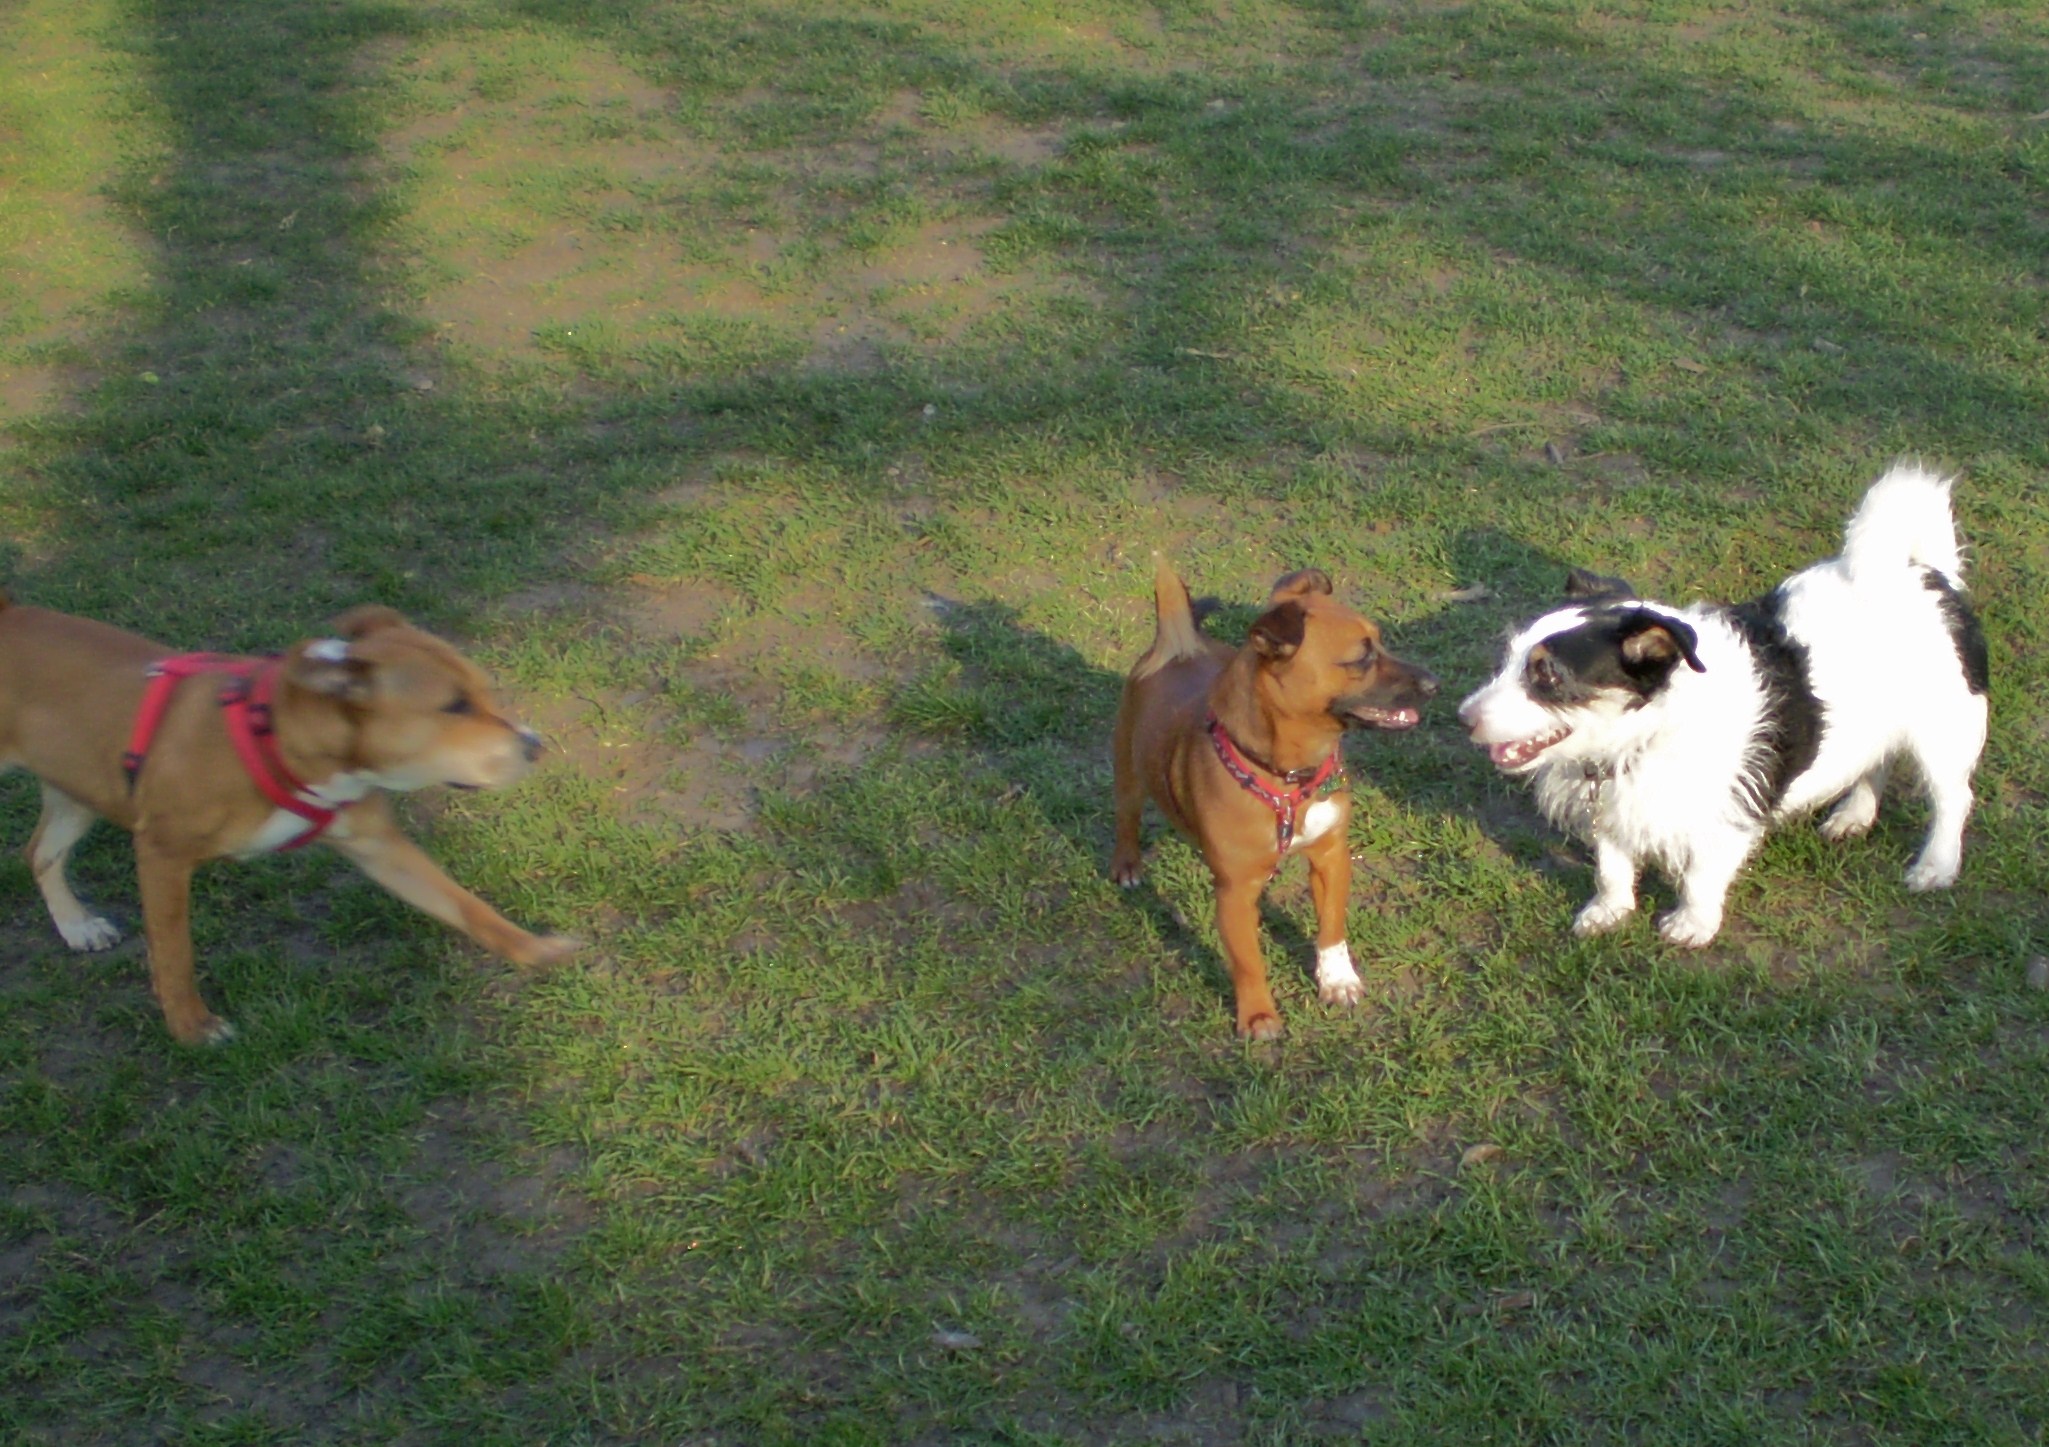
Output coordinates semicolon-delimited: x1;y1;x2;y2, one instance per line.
1922;570;1990;696
1524;605;1700;706
1725;588;1824;817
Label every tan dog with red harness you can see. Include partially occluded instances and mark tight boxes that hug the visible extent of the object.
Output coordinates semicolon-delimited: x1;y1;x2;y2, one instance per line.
1111;559;1438;1038
0;596;576;1045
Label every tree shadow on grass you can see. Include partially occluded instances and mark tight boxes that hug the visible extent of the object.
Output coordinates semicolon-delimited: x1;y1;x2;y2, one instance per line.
5;0;2049;1437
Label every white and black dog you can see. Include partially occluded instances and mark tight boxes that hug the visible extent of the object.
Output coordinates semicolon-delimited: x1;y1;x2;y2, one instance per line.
1457;463;1989;947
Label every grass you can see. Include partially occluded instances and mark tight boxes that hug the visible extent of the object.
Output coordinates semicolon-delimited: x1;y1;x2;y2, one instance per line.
3;0;2049;1440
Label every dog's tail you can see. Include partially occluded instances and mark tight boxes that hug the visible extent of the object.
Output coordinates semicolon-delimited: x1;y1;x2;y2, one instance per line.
1130;554;1208;681
1840;461;1964;586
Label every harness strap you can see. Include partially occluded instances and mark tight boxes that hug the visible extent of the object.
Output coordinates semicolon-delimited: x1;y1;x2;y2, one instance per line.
1205;710;1344;870
124;653;343;850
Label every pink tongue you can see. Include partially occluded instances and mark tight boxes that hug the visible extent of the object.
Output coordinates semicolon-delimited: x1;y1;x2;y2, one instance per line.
1489;738;1545;769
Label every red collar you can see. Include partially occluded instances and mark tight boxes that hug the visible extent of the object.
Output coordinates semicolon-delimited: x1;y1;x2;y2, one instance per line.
124;653;347;849
1205;710;1344;865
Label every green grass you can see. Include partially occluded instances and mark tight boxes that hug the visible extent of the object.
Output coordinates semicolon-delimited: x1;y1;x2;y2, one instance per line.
4;0;2049;1440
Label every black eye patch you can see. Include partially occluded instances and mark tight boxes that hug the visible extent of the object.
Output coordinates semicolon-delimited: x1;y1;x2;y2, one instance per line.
1525;606;1700;705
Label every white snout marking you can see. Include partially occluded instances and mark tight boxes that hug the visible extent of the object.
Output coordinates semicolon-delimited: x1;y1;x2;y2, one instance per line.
1292;798;1343;850
304;638;352;662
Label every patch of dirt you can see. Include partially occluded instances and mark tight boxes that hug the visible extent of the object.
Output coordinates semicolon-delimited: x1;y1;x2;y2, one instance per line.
0;363;70;421
913;115;1067;167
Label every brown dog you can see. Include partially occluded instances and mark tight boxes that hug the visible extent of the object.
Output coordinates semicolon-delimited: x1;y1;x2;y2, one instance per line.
0;597;577;1044
1111;559;1437;1038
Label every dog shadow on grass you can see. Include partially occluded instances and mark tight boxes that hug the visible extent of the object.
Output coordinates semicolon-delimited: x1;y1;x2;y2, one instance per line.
923;596;1325;1026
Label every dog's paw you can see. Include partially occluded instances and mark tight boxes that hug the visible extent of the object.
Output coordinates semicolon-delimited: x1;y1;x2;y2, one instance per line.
59;916;122;952
519;934;581;967
1318;977;1366;1008
1572;899;1634;937
1903;857;1959;893
1109;853;1145;889
1316;941;1364;1008
1818;804;1877;843
172;1014;237;1047
1237;1011;1284;1041
1656;908;1721;949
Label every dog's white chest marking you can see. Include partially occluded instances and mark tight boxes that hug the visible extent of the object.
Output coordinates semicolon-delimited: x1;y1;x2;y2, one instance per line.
1291;798;1343;851
232;772;379;857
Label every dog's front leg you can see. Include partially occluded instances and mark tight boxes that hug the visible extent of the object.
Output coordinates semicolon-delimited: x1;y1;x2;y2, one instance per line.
1573;835;1639;937
327;801;578;967
134;839;234;1045
1304;830;1363;1008
1214;875;1281;1039
1658;830;1753;948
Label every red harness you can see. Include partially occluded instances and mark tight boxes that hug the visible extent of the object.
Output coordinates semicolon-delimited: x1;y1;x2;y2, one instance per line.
123;653;345;849
1206;710;1345;869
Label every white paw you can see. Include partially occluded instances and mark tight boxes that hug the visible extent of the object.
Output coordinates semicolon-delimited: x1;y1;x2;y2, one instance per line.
1572;899;1635;937
1316;942;1364;1008
1818;802;1877;843
59;916;122;952
1657;909;1722;949
1903;857;1958;893
1319;976;1365;1008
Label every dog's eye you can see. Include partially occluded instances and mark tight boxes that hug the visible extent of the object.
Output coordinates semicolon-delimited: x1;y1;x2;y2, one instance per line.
1352;646;1375;669
442;696;475;716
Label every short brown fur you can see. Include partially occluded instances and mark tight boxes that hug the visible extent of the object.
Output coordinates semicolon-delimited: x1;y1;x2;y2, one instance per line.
1110;558;1437;1038
0;596;576;1045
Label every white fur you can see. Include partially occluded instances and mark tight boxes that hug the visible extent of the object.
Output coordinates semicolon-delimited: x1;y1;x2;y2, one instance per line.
1291;797;1344;850
1459;463;1988;946
303;638;352;662
1316;940;1363;1006
232;770;381;857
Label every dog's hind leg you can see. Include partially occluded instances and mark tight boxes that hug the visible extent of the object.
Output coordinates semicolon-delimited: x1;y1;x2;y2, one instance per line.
1818;765;1888;842
27;784;121;952
1903;699;1987;892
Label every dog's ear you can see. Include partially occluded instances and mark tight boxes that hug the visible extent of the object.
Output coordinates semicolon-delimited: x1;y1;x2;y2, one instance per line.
1618;611;1705;675
285;637;376;701
330;604;408;640
1268;569;1334;603
1248;600;1309;661
1564;567;1636;601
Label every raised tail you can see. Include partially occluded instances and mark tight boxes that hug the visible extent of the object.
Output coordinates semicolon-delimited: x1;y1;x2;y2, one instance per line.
1130;554;1208;681
1840;461;1964;586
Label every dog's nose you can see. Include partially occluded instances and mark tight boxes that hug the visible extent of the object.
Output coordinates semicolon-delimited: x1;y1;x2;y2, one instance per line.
1456;696;1478;729
1413;667;1441;699
517;728;544;763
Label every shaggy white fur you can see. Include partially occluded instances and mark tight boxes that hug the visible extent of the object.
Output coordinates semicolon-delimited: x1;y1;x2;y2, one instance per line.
1457;463;1989;947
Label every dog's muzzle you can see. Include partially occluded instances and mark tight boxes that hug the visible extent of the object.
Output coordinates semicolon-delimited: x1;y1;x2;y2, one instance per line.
1336;662;1438;731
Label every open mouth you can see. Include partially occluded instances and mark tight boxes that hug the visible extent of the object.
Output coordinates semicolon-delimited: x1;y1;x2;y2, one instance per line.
1345;704;1421;731
1486;726;1570;771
